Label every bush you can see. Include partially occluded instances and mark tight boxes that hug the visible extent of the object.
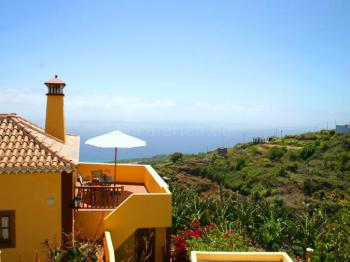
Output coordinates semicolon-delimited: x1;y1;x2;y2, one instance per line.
338;152;349;171
339;136;350;150
299;146;315;160
235;157;246;171
303;178;314;196
42;232;104;262
186;227;252;253
278;166;287;176
267;147;287;161
286;163;298;173
171;152;184;163
288;150;299;161
303;178;333;196
320;142;329;152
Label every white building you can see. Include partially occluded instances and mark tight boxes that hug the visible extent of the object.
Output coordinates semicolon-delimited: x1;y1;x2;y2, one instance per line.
336;124;350;134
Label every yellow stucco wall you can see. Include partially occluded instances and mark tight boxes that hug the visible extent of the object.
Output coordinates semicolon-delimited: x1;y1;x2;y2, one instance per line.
0;172;61;261
45;95;65;142
115;231;135;262
74;211;110;239
77;163;146;184
104;193;172;250
77;163;168;193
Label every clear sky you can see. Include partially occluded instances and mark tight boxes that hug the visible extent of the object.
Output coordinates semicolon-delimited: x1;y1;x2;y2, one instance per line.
1;0;349;130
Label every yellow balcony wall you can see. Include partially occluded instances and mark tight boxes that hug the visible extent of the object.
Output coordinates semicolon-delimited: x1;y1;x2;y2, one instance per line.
75;162;171;261
77;163;145;184
74;211;110;239
104;193;171;249
191;251;294;262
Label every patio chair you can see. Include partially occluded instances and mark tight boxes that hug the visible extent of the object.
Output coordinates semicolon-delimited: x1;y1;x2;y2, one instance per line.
99;175;115;186
91;169;103;181
77;173;90;186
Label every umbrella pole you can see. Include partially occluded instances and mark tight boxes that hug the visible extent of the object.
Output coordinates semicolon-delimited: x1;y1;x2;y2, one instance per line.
114;147;117;184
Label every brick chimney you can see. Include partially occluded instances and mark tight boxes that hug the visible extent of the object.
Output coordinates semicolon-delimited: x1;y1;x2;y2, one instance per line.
44;75;66;142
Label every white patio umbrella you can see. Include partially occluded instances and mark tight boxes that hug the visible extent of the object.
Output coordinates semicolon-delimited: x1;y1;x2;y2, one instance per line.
85;131;146;183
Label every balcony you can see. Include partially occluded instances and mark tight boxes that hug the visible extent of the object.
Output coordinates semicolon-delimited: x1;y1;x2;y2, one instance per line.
75;162;172;256
74;185;125;210
74;182;149;210
75;162;165;210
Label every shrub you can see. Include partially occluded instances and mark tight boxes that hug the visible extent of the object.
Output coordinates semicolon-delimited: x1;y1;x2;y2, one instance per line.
299;145;315;160
278;166;287;176
338;152;349;171
267;147;286;161
303;178;332;196
286;163;298;173
235;157;246;171
170;152;184;163
303;178;314;196
186;227;252;253
320;142;329;152
171;220;216;261
42;232;104;262
339;136;350;150
288;150;299;161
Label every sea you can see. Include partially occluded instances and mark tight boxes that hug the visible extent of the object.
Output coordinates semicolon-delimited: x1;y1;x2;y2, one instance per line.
69;122;317;163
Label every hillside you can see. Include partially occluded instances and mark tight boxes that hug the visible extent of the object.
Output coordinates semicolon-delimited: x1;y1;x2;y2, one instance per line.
144;130;350;208
126;130;350;261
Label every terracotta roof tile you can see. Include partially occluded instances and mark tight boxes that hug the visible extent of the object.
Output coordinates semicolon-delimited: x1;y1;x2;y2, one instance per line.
0;114;79;174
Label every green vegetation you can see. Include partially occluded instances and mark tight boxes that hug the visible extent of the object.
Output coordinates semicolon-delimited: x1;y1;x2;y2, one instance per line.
149;130;350;261
170;185;350;261
170;152;184;163
41;233;104;262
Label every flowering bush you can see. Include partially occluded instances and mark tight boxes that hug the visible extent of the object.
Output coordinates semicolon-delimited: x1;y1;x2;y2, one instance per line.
171;220;207;261
171;220;255;261
186;227;257;253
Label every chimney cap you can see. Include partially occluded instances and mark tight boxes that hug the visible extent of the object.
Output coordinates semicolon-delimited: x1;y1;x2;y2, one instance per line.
44;75;66;87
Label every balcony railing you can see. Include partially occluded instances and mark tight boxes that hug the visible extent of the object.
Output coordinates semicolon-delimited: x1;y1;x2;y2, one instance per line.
75;186;124;209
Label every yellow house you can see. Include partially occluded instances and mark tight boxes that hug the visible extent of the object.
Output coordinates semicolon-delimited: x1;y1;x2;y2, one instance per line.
0;76;172;261
0;76;294;262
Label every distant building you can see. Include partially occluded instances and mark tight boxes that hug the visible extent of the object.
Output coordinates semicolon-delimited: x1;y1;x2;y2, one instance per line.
336;124;350;134
217;147;228;156
252;137;266;144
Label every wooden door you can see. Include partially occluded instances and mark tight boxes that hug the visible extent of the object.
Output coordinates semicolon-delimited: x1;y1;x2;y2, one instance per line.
61;171;73;239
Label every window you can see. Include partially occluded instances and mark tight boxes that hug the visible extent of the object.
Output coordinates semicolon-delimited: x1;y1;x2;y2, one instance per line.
0;211;15;248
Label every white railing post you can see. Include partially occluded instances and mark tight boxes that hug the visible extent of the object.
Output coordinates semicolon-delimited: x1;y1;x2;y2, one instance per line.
306;248;314;262
104;231;115;262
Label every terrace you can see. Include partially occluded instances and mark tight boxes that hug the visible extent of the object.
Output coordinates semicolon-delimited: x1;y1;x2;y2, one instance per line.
74;162;172;256
75;162;166;210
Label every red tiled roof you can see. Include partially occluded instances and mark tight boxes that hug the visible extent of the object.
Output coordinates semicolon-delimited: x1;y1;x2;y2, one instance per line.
0;113;79;174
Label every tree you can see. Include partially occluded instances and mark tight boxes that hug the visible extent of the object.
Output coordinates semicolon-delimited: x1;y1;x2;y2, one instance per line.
170;152;183;163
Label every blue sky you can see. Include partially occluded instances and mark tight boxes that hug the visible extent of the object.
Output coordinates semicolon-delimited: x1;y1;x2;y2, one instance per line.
1;0;349;130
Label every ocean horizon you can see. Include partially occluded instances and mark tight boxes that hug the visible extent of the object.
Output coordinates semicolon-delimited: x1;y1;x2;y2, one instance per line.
71;124;322;162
